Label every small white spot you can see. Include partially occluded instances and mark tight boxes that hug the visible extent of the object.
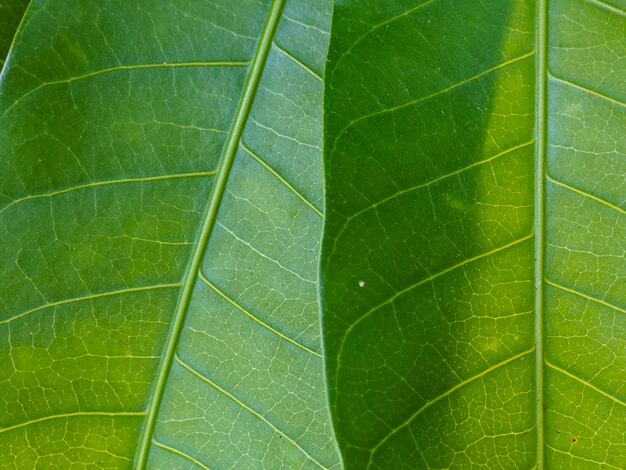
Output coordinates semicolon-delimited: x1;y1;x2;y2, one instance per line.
358;280;365;288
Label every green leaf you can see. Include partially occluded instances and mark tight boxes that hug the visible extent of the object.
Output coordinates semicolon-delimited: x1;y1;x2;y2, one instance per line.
322;0;625;468
0;0;29;66
0;0;338;468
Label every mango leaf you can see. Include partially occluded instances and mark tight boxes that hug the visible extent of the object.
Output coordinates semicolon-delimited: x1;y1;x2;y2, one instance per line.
0;0;29;66
322;0;625;469
0;0;339;468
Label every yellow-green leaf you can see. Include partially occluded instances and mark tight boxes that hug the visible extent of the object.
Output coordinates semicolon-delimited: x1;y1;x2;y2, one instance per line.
0;0;338;468
322;0;625;468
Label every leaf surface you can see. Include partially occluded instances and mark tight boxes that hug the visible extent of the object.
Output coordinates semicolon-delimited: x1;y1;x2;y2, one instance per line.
322;0;625;468
0;0;337;468
0;0;29;66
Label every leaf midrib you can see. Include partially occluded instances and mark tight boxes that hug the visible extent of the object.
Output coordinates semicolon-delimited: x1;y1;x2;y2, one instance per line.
535;0;548;467
133;0;286;466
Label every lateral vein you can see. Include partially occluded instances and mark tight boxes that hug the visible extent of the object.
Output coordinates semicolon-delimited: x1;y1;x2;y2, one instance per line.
584;0;626;17
549;73;626;108
334;51;535;145
2;61;249;118
346;234;533;336
0;172;216;216
241;143;323;217
335;0;441;67
1;283;181;324
545;278;626;314
198;272;321;357
273;43;323;82
346;140;534;224
175;355;328;470
335;234;534;402
370;349;535;458
216;220;317;284
547;174;625;214
152;439;212;470
0;411;146;434
545;360;626;407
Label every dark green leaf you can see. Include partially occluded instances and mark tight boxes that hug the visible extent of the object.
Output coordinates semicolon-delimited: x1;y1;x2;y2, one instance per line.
322;0;625;468
0;0;29;66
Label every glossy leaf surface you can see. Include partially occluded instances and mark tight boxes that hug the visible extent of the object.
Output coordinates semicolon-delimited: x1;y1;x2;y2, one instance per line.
322;0;625;468
0;0;337;468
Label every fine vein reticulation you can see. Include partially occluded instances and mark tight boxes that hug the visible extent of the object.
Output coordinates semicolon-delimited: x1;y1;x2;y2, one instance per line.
134;1;287;466
0;0;338;468
322;0;625;468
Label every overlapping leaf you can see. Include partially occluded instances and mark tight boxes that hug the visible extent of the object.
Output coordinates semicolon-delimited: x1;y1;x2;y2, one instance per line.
322;0;625;468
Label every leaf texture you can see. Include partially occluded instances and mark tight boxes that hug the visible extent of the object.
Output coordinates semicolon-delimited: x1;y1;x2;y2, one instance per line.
0;0;29;66
322;0;625;468
0;0;337;468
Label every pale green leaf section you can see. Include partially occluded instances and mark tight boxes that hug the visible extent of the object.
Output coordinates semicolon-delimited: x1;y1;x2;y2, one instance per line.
322;0;625;469
544;1;626;468
0;0;337;468
145;1;339;467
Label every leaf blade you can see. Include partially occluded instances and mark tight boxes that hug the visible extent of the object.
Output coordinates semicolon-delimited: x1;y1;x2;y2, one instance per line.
0;0;337;467
135;1;289;465
0;0;30;67
322;0;625;468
